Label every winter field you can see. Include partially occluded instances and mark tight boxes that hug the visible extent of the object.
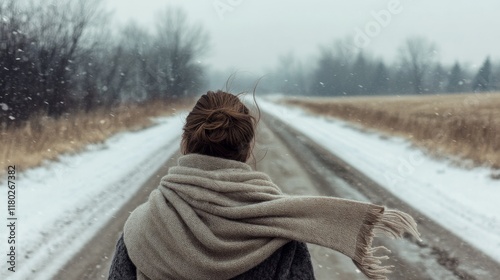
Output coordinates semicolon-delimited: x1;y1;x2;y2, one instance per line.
283;92;500;169
0;96;499;279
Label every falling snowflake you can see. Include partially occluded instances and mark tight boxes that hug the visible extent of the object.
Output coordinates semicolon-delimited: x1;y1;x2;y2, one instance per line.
0;103;8;111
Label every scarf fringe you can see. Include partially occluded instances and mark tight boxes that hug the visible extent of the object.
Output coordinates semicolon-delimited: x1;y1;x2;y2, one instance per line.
354;207;421;280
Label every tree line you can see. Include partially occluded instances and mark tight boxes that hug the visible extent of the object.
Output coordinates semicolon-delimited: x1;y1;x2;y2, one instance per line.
0;0;209;127
263;37;500;96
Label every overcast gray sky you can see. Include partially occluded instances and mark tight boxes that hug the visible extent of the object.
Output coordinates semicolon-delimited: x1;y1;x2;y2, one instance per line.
105;0;500;74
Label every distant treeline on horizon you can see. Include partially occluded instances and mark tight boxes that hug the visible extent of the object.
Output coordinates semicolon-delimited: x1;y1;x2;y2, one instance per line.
256;37;499;97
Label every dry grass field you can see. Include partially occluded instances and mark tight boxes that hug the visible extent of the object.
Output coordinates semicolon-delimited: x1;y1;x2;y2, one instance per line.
0;99;194;175
283;92;500;169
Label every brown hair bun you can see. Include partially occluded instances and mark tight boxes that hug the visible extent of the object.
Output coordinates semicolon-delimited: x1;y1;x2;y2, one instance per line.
181;90;256;162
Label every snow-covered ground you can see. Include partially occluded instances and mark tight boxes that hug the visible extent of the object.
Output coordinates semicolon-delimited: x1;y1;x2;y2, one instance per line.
1;96;499;279
0;113;186;280
259;98;500;262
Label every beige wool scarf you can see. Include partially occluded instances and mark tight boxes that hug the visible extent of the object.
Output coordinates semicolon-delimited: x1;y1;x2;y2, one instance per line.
123;153;420;280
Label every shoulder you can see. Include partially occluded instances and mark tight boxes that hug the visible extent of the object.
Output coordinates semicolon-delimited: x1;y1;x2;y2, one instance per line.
108;234;137;280
232;240;315;280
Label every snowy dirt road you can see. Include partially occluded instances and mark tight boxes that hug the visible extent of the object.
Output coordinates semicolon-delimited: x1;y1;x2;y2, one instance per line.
53;114;499;280
55;121;367;280
54;151;183;280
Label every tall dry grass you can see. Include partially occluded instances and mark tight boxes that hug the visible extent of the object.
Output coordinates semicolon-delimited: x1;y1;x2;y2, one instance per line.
283;92;500;169
0;99;194;175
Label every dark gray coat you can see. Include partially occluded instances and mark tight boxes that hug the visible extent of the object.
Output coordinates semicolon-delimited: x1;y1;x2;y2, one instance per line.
108;234;315;280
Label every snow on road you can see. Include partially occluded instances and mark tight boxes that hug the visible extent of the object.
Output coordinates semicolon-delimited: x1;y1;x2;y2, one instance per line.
0;113;185;280
259;98;500;262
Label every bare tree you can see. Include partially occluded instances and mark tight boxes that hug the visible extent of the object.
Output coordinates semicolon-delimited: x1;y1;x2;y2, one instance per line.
118;22;154;101
155;7;209;99
30;0;105;116
398;37;437;94
0;0;37;125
